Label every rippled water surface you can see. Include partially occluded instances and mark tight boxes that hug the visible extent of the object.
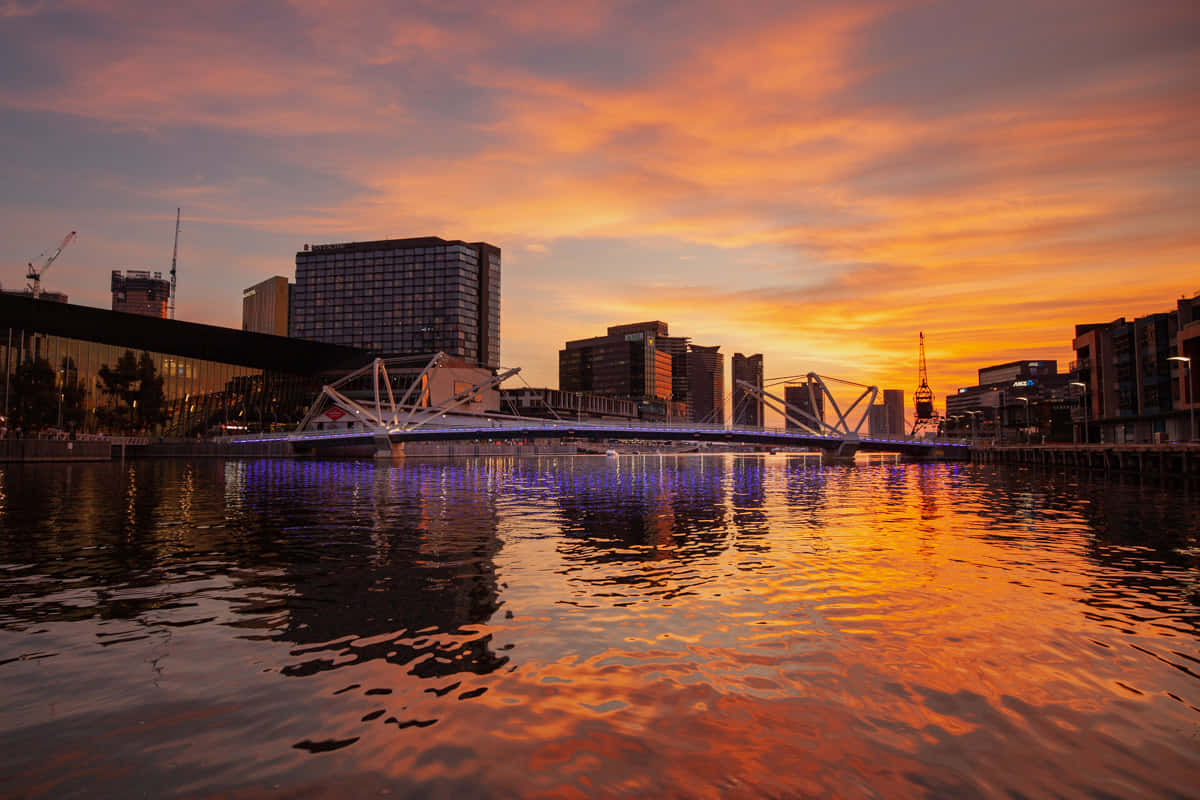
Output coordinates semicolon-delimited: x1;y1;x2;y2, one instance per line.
1;456;1198;799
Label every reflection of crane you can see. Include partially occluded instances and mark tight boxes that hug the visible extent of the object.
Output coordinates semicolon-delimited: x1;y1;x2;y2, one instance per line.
26;231;76;299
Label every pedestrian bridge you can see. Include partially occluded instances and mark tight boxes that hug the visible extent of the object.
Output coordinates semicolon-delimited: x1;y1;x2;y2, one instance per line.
229;418;967;459
224;355;969;460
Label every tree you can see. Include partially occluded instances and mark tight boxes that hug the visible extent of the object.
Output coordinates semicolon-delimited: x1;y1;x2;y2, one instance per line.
97;350;139;432
11;355;56;431
135;351;166;430
60;356;89;429
96;350;165;433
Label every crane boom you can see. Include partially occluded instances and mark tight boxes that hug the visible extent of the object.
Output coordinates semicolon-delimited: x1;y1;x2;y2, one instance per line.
169;208;180;319
26;230;77;299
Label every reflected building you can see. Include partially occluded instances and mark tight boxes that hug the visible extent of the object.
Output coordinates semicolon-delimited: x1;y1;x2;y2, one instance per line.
1;293;369;435
247;461;508;681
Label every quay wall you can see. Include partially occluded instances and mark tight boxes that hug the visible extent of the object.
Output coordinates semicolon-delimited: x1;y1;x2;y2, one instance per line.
971;443;1200;476
0;439;111;462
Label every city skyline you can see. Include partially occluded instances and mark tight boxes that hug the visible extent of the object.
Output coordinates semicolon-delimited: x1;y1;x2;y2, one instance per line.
1;0;1197;398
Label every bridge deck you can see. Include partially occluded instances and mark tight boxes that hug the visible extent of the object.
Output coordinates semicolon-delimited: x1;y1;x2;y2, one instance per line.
231;420;969;457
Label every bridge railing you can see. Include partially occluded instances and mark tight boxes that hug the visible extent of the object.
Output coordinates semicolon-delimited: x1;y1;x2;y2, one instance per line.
223;417;967;449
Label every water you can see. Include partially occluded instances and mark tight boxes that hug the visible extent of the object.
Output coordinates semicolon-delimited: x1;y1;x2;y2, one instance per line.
0;456;1197;799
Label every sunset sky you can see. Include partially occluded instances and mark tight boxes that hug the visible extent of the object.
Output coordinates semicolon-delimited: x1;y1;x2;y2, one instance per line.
2;0;1197;412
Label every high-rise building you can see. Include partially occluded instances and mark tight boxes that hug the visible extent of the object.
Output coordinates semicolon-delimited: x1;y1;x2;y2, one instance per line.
291;236;500;368
112;270;170;318
731;353;764;427
559;321;673;416
784;381;823;431
868;404;889;436
883;389;905;436
242;276;293;337
687;344;724;424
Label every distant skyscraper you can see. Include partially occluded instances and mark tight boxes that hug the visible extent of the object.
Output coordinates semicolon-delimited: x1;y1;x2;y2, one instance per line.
111;270;170;318
731;353;764;427
785;381;824;431
291;236;500;368
687;344;724;424
242;276;292;337
883;389;904;436
868;404;889;436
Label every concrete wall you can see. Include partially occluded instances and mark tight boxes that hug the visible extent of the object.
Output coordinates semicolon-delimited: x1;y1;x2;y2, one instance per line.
0;440;111;462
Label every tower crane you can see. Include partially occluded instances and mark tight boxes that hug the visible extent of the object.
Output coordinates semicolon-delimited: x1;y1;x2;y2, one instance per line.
168;208;180;319
26;231;77;299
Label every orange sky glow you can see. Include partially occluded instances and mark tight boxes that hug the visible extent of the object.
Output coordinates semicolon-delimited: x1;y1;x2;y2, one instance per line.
1;0;1197;414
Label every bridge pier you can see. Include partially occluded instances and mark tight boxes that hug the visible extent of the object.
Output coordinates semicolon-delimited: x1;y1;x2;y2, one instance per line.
374;433;405;459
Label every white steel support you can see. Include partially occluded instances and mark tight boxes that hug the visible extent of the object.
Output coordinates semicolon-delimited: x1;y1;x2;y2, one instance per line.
295;352;521;435
736;374;878;438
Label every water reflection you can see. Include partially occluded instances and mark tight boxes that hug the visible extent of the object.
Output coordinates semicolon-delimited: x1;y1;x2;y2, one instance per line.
0;456;1197;798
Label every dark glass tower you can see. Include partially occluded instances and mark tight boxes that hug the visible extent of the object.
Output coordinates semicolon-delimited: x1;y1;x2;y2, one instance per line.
291;236;500;369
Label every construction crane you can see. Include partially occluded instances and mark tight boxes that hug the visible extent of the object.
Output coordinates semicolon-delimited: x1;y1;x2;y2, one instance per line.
26;231;77;299
168;208;180;319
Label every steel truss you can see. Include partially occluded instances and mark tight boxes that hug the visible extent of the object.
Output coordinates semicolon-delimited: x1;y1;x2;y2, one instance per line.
736;373;878;439
295;353;520;434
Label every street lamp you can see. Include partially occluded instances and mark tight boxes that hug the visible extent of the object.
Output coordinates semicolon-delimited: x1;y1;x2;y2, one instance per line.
1069;381;1088;444
995;388;1005;443
1016;396;1030;442
1168;356;1194;442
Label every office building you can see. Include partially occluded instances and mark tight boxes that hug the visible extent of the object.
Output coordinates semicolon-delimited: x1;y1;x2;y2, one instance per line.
868;389;905;437
111;270;170;318
558;321;724;421
882;390;904;436
1071;292;1199;443
784;381;824;431
498;388;638;421
731;353;764;427
243;276;293;337
292;236;501;369
559;321;674;418
946;359;1071;441
868;404;889;437
2;293;368;436
687;344;724;424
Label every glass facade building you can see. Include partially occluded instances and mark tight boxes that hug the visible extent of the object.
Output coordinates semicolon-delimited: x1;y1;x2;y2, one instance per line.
292;237;501;369
2;294;368;435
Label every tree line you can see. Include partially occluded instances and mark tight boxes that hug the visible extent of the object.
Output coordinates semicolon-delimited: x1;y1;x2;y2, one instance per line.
3;350;166;434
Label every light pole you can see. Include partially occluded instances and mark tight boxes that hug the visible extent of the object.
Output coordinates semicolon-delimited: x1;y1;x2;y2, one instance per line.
1069;381;1088;444
997;389;1006;443
1168;356;1194;442
1016;397;1030;442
